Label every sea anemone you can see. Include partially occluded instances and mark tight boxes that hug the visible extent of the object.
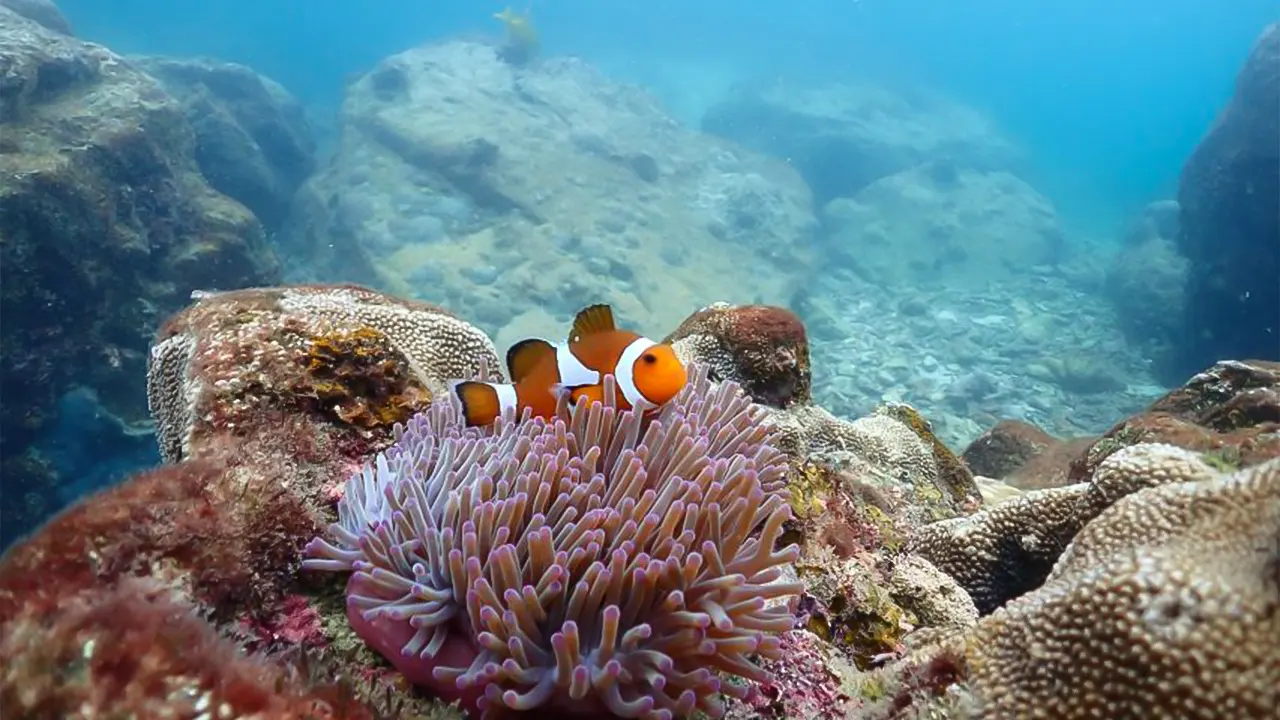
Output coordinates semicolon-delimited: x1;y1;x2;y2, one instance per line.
301;365;802;719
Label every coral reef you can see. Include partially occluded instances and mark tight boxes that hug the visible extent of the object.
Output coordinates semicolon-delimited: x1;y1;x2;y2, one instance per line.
1067;358;1280;483
0;576;372;719
304;368;801;718
147;284;499;463
0;7;279;545
5;281;1276;720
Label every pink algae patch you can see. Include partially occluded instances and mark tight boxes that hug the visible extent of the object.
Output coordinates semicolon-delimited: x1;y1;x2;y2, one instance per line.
241;594;327;652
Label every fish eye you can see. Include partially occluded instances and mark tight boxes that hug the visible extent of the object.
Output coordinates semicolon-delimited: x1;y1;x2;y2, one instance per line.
642;353;658;364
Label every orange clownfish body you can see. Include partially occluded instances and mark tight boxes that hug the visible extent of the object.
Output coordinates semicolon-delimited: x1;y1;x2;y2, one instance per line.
452;303;688;427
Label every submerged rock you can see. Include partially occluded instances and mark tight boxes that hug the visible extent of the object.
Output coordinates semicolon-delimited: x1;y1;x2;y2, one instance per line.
130;55;318;231
0;0;68;34
280;39;816;337
702;80;1019;205
0;7;279;545
1174;22;1280;382
822;163;1066;289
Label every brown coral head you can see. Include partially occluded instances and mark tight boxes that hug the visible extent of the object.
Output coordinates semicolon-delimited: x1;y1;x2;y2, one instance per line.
301;364;803;719
665;303;811;409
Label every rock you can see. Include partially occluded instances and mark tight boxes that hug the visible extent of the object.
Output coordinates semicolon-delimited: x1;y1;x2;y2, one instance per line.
1068;358;1280;483
0;0;68;34
0;8;279;546
0;285;500;719
129;55;317;231
147;284;500;464
1174;23;1280;382
961;420;1056;479
1121;198;1181;246
702;80;1020;204
1004;437;1095;491
961;420;1094;491
822;164;1066;289
913;358;1280;615
1104;235;1189;357
279;40;816;337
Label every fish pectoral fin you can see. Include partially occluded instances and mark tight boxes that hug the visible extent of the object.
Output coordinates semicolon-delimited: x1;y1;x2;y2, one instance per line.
505;338;556;383
570;304;616;342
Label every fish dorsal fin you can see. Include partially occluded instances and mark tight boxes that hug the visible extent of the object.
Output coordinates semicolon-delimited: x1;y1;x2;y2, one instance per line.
571;304;616;342
506;338;556;383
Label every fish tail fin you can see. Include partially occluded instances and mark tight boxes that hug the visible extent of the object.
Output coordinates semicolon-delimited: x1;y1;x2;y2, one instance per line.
453;381;510;427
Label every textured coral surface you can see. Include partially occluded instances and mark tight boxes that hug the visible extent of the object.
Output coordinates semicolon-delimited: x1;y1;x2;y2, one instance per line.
966;451;1280;719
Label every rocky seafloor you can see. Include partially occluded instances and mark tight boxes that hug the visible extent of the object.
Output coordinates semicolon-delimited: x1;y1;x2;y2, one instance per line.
0;286;1277;720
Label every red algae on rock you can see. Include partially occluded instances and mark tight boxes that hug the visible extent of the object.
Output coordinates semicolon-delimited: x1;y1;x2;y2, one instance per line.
1;284;504;719
0;576;371;720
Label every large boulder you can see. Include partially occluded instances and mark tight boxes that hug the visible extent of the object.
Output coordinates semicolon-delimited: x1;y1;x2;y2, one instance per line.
1174;22;1280;381
702;80;1020;205
1103;201;1190;363
821;163;1066;289
130;55;318;231
280;39;816;340
0;8;280;546
0;0;67;34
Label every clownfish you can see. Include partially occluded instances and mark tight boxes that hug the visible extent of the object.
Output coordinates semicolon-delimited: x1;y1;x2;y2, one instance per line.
452;304;688;427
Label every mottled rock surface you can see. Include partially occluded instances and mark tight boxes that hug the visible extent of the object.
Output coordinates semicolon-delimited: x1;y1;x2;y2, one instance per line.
666;301;811;408
961;419;1093;490
702;80;1019;205
960;419;1056;479
1174;22;1280;381
1105;200;1189;362
0;8;279;546
280;39;816;339
0;0;67;33
823;163;1066;289
131;55;317;231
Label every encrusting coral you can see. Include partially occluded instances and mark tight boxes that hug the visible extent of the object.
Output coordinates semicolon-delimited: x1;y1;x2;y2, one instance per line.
303;366;803;719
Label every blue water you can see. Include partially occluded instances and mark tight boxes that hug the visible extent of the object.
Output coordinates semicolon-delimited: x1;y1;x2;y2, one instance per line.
58;0;1277;238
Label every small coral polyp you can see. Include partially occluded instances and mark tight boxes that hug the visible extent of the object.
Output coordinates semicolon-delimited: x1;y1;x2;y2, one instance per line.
303;366;801;719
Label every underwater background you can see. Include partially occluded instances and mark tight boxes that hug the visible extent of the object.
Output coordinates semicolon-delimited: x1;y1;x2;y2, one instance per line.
2;0;1277;547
